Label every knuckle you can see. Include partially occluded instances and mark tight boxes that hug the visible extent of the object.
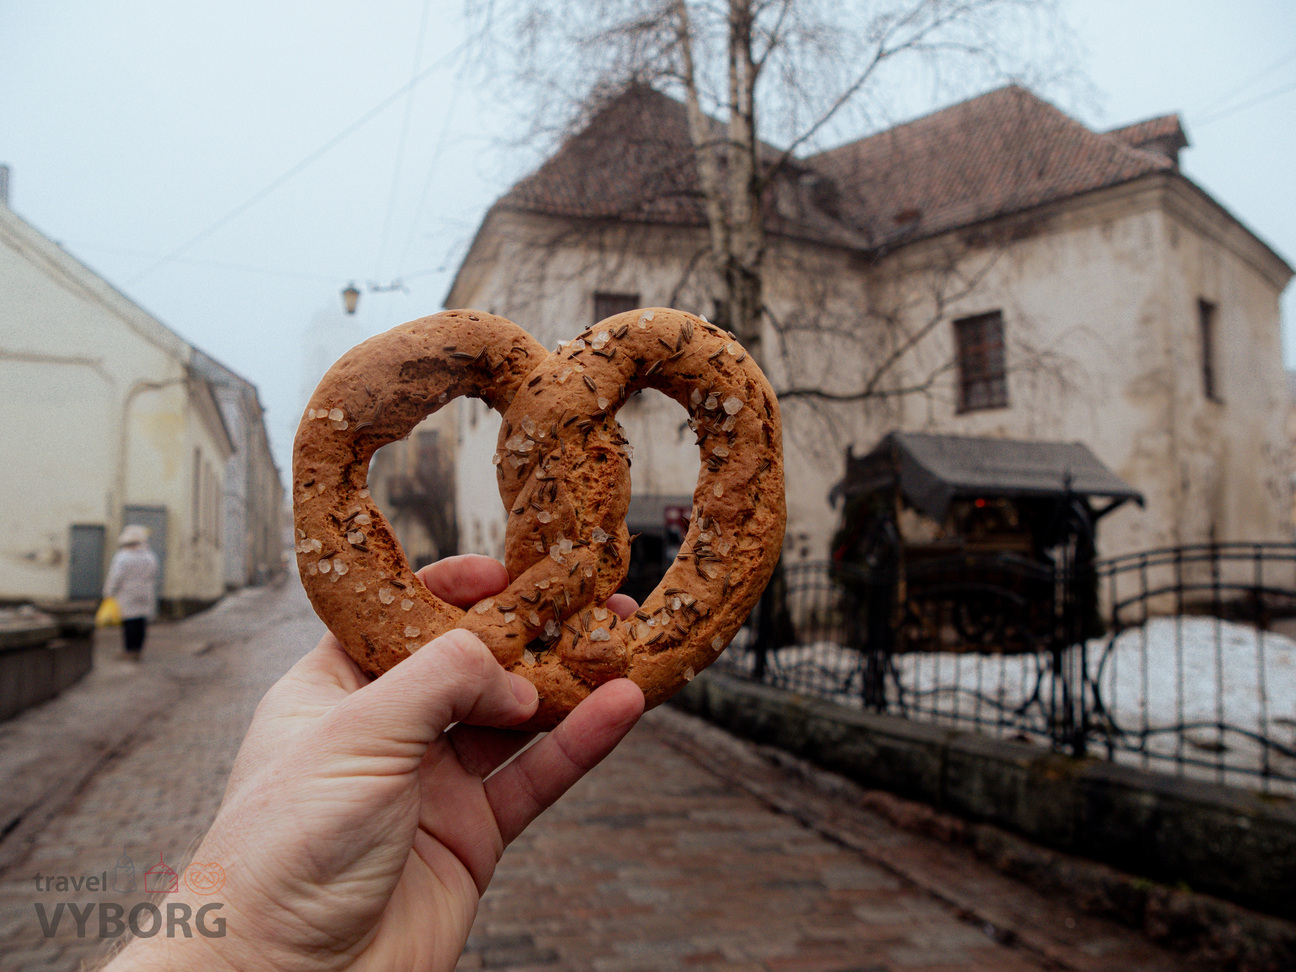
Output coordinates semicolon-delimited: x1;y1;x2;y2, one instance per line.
431;629;494;681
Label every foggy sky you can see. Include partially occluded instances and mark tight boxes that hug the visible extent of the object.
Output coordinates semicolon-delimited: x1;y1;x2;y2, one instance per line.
2;0;1293;475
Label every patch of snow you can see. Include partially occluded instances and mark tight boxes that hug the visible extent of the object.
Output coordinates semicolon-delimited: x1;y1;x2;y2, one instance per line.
718;616;1296;794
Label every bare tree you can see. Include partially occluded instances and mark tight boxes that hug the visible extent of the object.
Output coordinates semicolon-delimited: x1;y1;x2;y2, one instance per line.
467;0;1074;375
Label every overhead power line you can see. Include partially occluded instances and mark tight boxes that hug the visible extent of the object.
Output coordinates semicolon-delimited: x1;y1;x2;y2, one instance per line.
395;57;468;285
127;37;470;288
1196;77;1296;126
1197;43;1296;116
375;0;435;282
66;240;337;282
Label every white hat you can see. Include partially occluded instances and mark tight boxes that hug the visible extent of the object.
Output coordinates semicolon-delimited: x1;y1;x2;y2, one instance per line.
118;524;150;547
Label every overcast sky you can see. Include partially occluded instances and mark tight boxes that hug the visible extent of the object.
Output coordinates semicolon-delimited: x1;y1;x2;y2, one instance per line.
2;1;1293;474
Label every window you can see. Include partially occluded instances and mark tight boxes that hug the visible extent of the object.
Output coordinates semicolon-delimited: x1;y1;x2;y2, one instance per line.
416;429;440;479
954;310;1008;412
710;298;730;332
1199;299;1220;401
593;291;640;325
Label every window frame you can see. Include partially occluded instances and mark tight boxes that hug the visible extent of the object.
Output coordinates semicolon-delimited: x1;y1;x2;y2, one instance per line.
953;310;1009;413
1199;298;1221;403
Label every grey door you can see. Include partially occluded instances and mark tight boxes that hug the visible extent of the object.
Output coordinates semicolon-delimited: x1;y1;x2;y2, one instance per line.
122;505;168;588
68;524;106;600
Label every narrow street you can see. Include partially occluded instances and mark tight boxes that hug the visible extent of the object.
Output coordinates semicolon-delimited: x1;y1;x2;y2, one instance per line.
0;576;1198;972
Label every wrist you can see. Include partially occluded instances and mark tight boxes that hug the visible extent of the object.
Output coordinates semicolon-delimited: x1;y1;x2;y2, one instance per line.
98;864;249;972
102;925;243;972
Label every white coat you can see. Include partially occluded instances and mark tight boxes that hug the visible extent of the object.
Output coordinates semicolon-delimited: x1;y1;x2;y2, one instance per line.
104;546;159;620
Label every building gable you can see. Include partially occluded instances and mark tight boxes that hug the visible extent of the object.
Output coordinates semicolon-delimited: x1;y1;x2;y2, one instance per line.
447;80;1294;568
0;204;192;363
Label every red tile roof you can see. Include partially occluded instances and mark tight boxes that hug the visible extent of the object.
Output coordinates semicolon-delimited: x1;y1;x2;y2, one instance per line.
1104;114;1189;168
498;83;1183;255
498;84;863;247
1106;114;1189;150
501;84;708;226
807;85;1178;251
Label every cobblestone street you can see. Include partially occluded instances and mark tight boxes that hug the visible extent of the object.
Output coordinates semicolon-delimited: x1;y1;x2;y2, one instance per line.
0;577;1199;971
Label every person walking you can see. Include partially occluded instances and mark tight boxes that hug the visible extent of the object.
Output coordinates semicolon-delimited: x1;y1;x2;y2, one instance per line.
103;524;159;661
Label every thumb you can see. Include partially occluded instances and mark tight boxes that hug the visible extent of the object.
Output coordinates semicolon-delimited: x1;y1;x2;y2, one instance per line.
328;629;539;752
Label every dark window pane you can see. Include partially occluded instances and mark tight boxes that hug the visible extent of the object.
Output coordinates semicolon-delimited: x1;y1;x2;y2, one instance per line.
954;310;1008;412
593;292;640;324
1199;299;1219;401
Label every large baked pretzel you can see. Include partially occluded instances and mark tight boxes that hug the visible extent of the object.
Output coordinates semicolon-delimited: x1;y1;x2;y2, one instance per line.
294;308;785;729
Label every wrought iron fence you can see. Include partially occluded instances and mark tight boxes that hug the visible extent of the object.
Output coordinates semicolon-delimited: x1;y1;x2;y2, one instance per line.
716;544;1296;795
1090;543;1296;793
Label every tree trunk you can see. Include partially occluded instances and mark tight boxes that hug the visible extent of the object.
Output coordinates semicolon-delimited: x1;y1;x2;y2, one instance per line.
724;0;765;367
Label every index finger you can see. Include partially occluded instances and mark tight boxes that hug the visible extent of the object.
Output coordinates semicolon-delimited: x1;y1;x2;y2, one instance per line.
484;678;644;845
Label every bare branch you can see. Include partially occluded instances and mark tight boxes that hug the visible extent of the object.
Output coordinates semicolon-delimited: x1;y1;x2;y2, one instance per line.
464;0;1078;432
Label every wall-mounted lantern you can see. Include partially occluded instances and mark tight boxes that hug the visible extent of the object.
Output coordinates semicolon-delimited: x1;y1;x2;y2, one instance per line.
341;283;361;315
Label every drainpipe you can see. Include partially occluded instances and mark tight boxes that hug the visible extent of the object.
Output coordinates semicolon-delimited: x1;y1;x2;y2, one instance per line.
115;374;187;560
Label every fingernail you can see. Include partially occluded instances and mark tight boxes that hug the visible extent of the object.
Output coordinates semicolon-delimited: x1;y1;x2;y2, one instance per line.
510;673;538;706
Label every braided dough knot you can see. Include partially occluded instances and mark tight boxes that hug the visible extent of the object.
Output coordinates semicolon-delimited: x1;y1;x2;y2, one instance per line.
294;308;785;729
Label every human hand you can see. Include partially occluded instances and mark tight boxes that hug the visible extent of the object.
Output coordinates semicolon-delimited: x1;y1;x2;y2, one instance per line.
110;555;645;972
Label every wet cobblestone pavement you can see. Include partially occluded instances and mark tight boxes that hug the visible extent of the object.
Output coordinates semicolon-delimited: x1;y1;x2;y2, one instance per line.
0;577;1200;971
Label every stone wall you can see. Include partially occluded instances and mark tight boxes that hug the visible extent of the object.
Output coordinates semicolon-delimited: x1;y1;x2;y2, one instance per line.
0;612;92;721
673;670;1296;922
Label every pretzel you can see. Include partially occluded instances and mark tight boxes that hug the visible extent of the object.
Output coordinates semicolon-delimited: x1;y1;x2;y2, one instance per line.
293;307;785;729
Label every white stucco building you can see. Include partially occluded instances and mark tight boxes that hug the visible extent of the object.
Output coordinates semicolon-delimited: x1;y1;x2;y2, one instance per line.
192;351;286;589
0;194;281;613
442;84;1292;574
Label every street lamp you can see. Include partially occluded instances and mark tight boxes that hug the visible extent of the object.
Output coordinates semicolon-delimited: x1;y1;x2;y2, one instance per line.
341;283;361;315
341;280;406;314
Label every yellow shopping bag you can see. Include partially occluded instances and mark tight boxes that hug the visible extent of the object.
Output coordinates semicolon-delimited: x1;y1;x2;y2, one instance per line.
95;597;123;628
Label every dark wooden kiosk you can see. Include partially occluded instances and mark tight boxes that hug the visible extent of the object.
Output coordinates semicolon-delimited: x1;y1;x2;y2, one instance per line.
829;432;1142;658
